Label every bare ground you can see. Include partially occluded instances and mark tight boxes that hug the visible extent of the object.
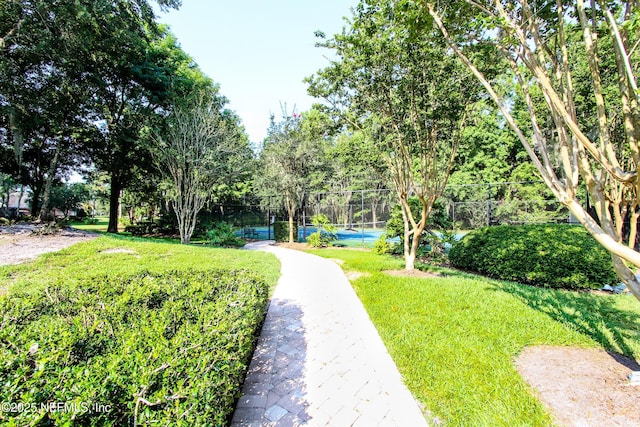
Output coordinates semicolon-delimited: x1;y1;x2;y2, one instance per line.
382;269;441;279
2;236;638;425
516;346;640;427
0;224;98;266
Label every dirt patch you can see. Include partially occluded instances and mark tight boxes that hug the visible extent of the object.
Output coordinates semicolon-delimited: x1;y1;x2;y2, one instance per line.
344;271;371;281
275;242;310;250
383;269;441;279
101;248;136;254
516;346;640;426
0;225;98;266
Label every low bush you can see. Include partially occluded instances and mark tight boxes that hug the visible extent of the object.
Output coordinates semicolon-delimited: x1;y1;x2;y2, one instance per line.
449;224;618;289
123;222;157;236
206;222;244;247
0;269;269;426
123;224;146;236
373;233;394;255
306;214;337;248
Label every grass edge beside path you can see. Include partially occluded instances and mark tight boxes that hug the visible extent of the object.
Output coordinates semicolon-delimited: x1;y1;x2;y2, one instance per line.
0;234;280;295
307;249;640;427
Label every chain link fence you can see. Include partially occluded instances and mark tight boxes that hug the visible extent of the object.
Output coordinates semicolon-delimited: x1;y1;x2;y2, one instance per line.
443;181;572;230
303;189;395;230
204;181;575;241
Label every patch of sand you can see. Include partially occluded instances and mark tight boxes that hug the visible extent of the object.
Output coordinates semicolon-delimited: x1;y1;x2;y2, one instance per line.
383;269;441;279
0;225;98;266
101;248;136;254
515;346;640;426
345;271;371;281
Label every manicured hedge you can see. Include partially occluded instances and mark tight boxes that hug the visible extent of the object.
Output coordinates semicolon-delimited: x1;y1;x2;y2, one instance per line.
0;269;268;426
449;224;618;289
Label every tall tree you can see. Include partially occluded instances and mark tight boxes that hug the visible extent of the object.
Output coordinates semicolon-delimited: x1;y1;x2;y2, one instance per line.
0;0;105;216
0;0;185;228
84;4;181;233
257;109;329;243
153;89;251;244
49;182;91;217
427;0;640;300
322;130;391;228
309;0;477;269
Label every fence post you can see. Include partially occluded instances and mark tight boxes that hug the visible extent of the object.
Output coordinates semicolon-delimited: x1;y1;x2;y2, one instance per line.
267;196;271;240
361;190;365;248
487;184;492;226
302;198;306;242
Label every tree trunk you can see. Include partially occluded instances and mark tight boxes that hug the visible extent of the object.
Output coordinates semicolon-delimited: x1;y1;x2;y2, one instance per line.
405;249;416;271
566;197;640;299
401;199;415;270
107;175;121;233
288;213;295;243
30;183;42;216
37;148;60;221
17;185;24;216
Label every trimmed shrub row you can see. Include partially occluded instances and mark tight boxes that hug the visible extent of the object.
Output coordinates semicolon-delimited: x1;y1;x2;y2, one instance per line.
0;269;268;426
449;224;618;289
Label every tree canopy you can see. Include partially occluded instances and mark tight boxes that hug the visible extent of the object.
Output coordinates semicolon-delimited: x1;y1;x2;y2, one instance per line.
0;0;220;230
308;0;480;269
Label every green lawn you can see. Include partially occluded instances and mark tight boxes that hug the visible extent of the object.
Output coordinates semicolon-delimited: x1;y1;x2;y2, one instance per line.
68;216;111;233
67;218;211;244
1;234;280;296
308;249;640;427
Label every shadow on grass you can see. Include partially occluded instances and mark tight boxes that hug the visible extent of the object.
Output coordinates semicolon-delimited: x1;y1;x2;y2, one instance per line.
493;280;640;360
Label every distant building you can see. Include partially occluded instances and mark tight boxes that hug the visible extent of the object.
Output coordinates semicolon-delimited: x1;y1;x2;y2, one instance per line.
4;190;80;218
6;191;31;216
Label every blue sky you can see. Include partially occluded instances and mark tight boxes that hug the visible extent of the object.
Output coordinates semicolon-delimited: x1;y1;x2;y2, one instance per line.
155;1;357;144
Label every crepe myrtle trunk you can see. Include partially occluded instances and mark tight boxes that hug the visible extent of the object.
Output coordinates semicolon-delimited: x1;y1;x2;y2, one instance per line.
400;195;429;271
173;196;201;245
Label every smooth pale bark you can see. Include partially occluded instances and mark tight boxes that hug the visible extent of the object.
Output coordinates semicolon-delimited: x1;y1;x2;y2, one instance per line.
288;215;295;243
400;195;430;271
284;194;296;243
428;1;640;299
154;95;226;244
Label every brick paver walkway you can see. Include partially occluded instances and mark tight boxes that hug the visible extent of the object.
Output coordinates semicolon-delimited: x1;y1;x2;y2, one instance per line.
231;241;428;426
